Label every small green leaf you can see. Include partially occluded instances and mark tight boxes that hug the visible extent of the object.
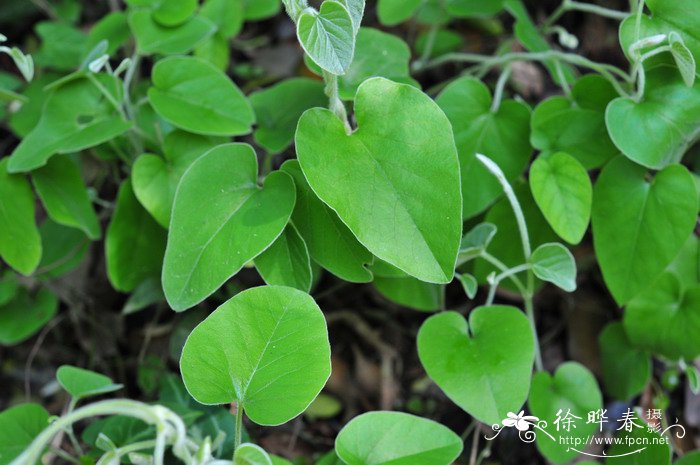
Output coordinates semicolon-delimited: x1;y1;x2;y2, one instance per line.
437;76;532;219
0;158;41;275
599;322;651;401
128;10;216;55
148;56;255;136
377;0;421;25
592;156;698;305
106;180;167;293
305;393;342;420
152;0;198;27
417;306;535;425
200;0;244;38
122;278;164;315
530;243;577;292
249;78;327;154
0;404;49;465
86;12;130;56
297;1;355;75
57;365;123;401
32;156;101;240
456;273;478;299
296;78;462;284
687;366;700;395
457;222;497;263
669;32;696;87
163;144;295;311
528;362;602;465
243;0;280;20
234;444;272;465
37;220;89;280
180;286;331;425
529;152;592;245
280;160;372;283
255;224;312;292
335;411;462;465
0;288;58;346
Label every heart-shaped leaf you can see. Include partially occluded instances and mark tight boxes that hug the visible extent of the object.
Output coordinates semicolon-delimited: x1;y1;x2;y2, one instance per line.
0;159;41;276
132;131;223;228
57;366;123;401
0;288;57;346
417;306;535;425
528;362;602;464
297;1;355;75
255;224;312;292
437;76;531;219
180;286;331;425
599;322;651;401
296;78;462;284
280;160;372;283
148;56;255;136
606;68;700;169
335;411;463;465
591;156;698;305
128;10;216;55
0;403;49;465
249;78;327;154
531;75;618;169
624;272;700;361
529;152;592;245
7;74;131;173
33;156;101;240
163;144;295;311
530;243;577;292
106;180;167;293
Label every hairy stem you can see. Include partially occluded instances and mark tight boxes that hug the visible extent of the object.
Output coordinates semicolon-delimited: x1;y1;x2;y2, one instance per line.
234;404;243;454
323;70;352;133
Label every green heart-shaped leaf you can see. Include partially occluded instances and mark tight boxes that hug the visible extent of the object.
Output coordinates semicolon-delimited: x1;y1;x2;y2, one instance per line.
531;75;618;169
128;10;216;55
57;366;123;401
33;156;101;240
530;243;577;292
335;411;463;465
528;362;602;464
132;131;223;228
437;76;531;219
296;78;462;284
180;286;331;425
255;224;312;292
606;68;700;169
0;404;49;465
0;159;41;276
417;306;535;425
163;144;295;311
624;272;700;361
592;156;698;305
530;152;592;245
297;1;355;75
280;160;372;283
0;288;57;346
599;322;651;401
148;56;255;136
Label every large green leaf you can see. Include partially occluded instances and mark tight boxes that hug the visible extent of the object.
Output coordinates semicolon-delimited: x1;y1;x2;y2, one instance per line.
0;288;57;346
180;286;331;425
296;78;462;284
528;362;602;464
599;322;651;401
32;156;101;240
128;10;216;55
606;68;700;169
0;158;41;275
249;78;327;154
531;75;618;169
624;272;700;361
297;1;355;75
436;76;531;219
106;180;167;293
148;56;255;136
0;404;49;465
162;144;295;311
591;156;698;305
132;131;223;228
280;160;372;283
417;306;535;425
7;74;131;173
335;411;462;465
56;365;123;401
529;152;592;245
255;224;312;292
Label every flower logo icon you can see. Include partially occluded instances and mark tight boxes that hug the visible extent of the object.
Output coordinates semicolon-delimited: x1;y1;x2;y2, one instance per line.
502;411;539;432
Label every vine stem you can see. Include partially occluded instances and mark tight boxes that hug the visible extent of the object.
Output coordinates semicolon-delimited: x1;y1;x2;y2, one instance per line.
234;404;243;454
322;70;352;134
545;0;629;28
490;65;512;113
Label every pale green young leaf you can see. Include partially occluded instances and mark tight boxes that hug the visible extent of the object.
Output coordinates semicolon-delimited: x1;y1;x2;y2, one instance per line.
255;224;313;292
335;411;462;465
456;273;478;299
0;288;57;346
530;243;577;292
457;223;497;263
234;444;272;465
33;156;101;240
599;322;651;401
162;144;295;311
296;78;462;284
417;306;535;425
180;286;331;425
669;32;697;87
57;365;123;401
297;1;355;75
